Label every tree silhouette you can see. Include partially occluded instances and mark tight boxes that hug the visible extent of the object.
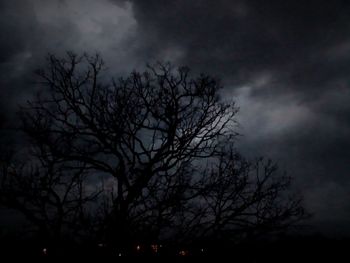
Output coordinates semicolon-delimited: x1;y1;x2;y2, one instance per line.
0;52;305;253
0;131;100;245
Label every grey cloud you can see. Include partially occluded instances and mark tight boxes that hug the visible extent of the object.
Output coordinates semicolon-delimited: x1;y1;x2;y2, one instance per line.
0;0;138;122
112;0;350;229
1;0;350;234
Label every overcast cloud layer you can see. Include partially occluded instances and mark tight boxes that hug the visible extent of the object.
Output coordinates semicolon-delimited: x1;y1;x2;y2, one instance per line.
1;0;350;235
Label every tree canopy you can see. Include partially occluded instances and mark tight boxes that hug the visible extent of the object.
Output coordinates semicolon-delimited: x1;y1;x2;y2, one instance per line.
0;52;306;255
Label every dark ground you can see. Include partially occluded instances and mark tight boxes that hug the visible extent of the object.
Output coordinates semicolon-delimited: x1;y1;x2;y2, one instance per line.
0;234;348;261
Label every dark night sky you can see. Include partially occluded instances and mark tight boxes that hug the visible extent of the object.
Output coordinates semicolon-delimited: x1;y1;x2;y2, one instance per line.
1;0;350;235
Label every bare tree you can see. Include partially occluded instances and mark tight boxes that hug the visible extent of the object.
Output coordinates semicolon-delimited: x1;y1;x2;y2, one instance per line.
190;150;304;242
1;52;305;251
0;132;100;244
125;148;305;246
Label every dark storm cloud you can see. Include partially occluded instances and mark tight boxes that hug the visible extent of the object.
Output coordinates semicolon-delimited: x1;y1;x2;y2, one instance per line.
0;1;36;117
1;0;350;233
113;0;350;231
0;0;137;122
116;0;350;87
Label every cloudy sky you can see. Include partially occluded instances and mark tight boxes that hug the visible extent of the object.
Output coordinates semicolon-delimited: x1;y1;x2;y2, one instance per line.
1;0;350;235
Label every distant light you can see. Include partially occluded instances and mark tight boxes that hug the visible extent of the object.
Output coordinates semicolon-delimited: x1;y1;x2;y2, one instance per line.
179;250;188;256
136;245;141;251
118;253;122;257
42;248;48;255
201;248;204;252
151;244;159;253
98;243;104;247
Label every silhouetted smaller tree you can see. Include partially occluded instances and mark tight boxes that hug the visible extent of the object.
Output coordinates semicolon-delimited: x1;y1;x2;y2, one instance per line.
0;133;101;244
